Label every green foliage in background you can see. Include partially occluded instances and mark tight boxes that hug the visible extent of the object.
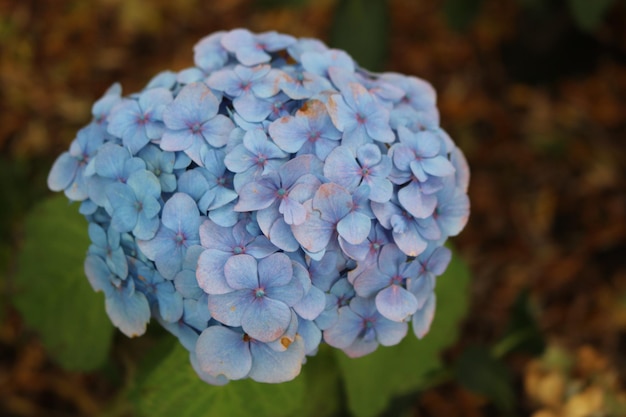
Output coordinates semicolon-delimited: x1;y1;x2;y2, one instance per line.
13;195;114;371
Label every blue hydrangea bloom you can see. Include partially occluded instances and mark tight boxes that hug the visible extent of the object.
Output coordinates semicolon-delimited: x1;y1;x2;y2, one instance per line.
48;28;470;384
137;193;201;279
161;82;234;164
47;124;105;201
105;170;161;240
268;99;341;160
107;87;173;155
84;254;150;337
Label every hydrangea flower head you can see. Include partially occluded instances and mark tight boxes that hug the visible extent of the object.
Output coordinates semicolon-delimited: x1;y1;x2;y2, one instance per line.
47;29;470;384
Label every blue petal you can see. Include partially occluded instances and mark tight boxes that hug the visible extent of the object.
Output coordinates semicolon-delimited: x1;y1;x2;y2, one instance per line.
207;290;250;327
47;152;78;192
241;297;291;342
196;326;252;380
258;253;292;288
105;280;150;337
155;281;184;322
375;285;418;322
248;334;305;383
224;254;259;290
337;211;371;245
292;285;326;320
412;293;436;339
373;315;408;346
324;146;361;191
323;306;362;349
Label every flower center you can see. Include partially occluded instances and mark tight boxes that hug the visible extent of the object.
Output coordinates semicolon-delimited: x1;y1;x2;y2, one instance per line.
233;246;245;255
255;288;265;298
190;122;202;133
174;232;186;246
391;274;403;285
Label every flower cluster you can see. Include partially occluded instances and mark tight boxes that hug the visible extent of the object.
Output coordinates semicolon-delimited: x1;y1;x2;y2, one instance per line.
47;29;469;384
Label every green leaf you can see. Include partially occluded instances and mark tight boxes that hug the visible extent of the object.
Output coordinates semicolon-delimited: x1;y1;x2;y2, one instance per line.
299;345;343;417
496;288;545;357
336;250;471;417
454;345;515;413
13;194;114;371
568;0;614;31
330;0;389;72
131;340;307;417
443;0;484;32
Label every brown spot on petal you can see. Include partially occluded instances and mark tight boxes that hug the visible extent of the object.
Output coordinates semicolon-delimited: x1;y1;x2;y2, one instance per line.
298;99;327;120
281;337;292;348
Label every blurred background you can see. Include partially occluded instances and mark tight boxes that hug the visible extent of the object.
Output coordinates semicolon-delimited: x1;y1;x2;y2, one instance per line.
1;0;625;416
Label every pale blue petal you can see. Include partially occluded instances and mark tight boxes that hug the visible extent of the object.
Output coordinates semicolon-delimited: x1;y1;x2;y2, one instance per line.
412;293;436;339
207;290;251;327
105;281;150;337
224;254;259;290
196;326;252;380
375;285;418;322
47;152;78;191
292;285;325;320
374;316;408;346
323;306;362;349
196;249;232;294
248;334;305;383
258;253;292;288
337;211;371;245
242;297;291;342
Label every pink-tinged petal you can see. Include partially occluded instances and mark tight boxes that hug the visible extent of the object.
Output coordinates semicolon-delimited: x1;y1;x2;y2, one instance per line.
224;254;259;290
196;326;252;380
242;297;291;342
375;285;418;322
